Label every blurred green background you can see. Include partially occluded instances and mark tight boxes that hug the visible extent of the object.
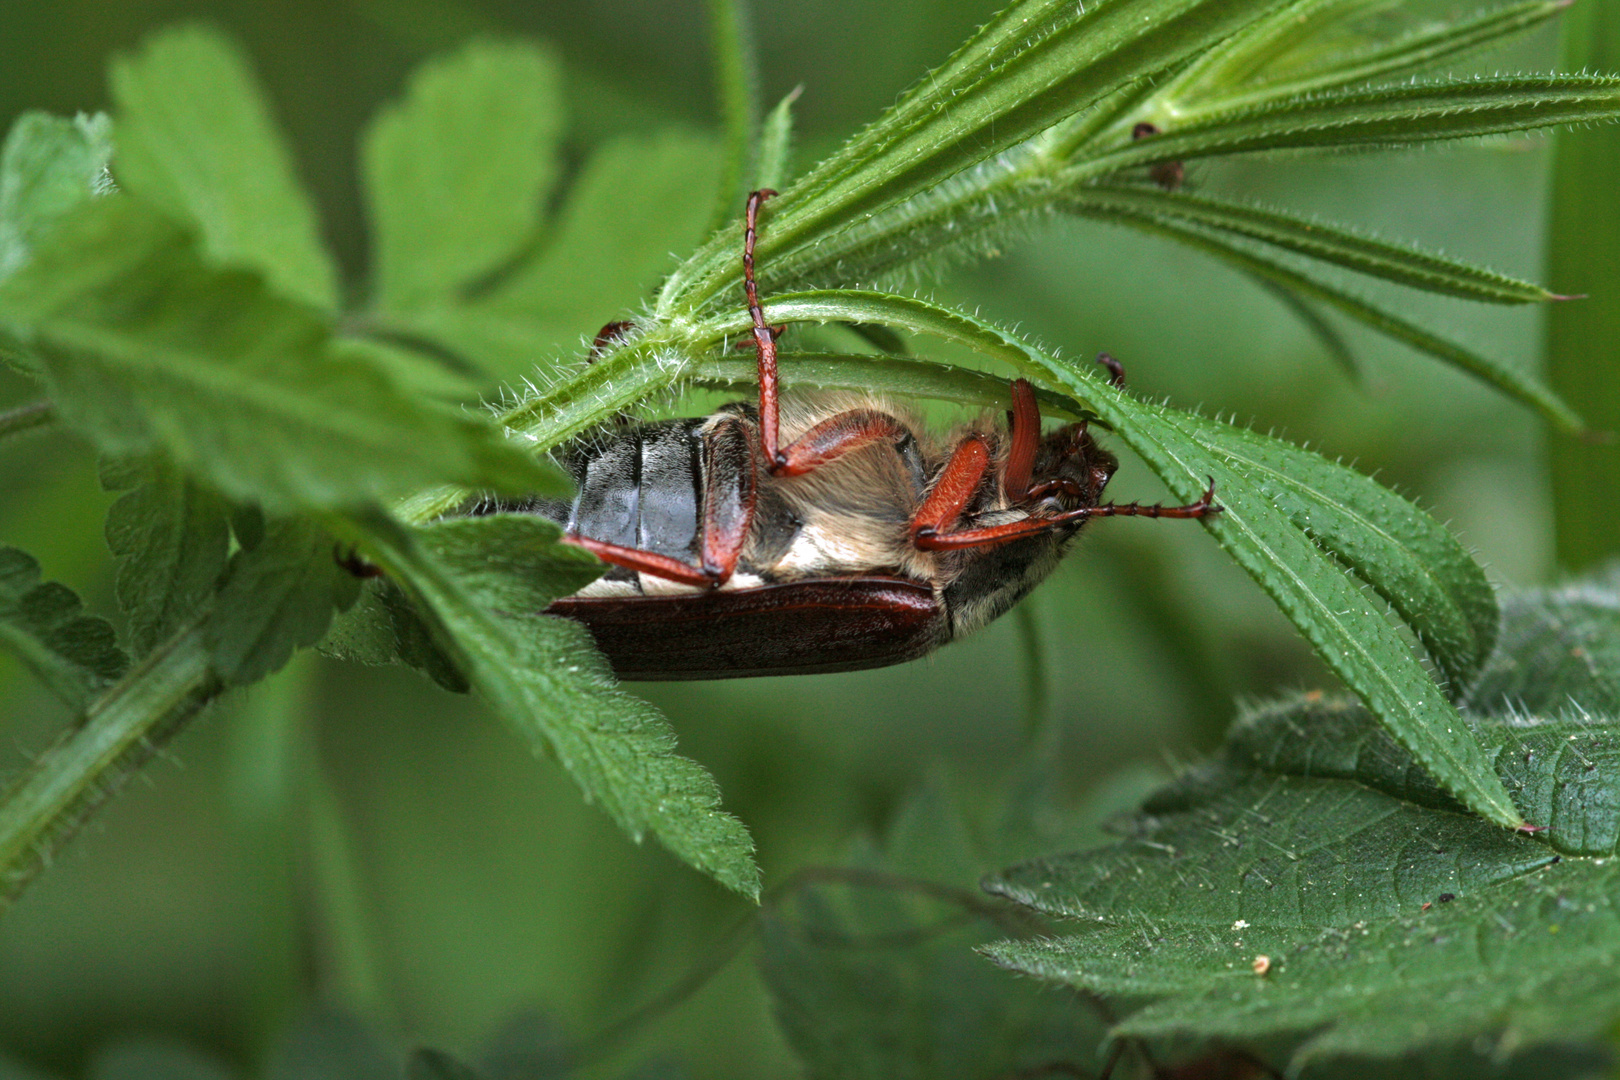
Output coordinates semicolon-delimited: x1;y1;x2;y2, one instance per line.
0;0;1574;1076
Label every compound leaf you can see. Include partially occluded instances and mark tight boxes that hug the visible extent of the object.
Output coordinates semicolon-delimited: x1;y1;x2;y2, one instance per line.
0;545;127;707
0;111;112;284
0;197;562;512
103;456;230;657
363;39;564;314
110;24;338;311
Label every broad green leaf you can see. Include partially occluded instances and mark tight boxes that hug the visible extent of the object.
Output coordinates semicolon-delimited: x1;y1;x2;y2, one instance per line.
1070;199;1585;432
0;545;127;707
345;512;761;898
1069;182;1559;304
362;39;564;313
103;457;230;656
204;518;359;688
1081;75;1620;176
667;288;1520;825
403;131;721;382
662;0;1294;311
1466;565;1620;717
319;579;469;694
110;24;338;311
0;111;112;282
984;666;1620;1069
0;197;563;512
1547;0;1620;570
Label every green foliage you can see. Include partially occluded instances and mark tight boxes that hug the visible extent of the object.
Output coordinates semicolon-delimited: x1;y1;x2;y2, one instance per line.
983;569;1620;1074
0;0;1616;972
0;544;126;706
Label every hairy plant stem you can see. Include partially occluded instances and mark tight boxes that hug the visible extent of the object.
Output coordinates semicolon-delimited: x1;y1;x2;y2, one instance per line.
0;618;221;910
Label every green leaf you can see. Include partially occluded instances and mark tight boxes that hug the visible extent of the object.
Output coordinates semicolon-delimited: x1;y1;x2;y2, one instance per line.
1177;0;1574;113
362;39;564;314
983;662;1620;1070
1466;565;1620;718
344;512;761;898
1071;199;1585;432
755;86;801;194
1069;182;1559;304
103;457;230;657
676;288;1520;825
0;111;112;282
404;131;721;382
204;518;358;688
110;24;338;311
1081;75;1620;176
662;0;1293;310
0;197;563;512
0;545;128;707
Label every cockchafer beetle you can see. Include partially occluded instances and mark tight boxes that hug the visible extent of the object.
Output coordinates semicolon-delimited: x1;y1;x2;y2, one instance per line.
474;190;1220;679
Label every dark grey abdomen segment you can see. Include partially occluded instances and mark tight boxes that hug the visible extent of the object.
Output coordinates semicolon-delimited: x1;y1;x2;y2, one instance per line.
521;419;707;575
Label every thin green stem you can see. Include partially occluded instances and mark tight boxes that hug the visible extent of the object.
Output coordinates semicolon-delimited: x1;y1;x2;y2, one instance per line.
704;0;761;235
0;619;221;911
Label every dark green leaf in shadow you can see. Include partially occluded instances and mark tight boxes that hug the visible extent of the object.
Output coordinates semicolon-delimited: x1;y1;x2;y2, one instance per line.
266;1009;396;1080
204;517;358;688
0;197;563;511
406;1049;485;1080
345;512;760;898
0;111;112;283
362;39;564;314
103;456;230;657
110;24;338;311
1466;564;1620;717
88;1039;238;1080
0;545;128;706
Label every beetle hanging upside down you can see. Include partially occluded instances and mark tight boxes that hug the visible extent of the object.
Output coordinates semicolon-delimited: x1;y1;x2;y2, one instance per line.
483;190;1220;679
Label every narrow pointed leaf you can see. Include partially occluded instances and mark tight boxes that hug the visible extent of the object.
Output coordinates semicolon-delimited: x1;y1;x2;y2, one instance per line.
755;86;801;193
695;289;1520;826
663;0;1294;310
1198;1;1574;109
0;197;563;511
1081;75;1620;175
362;39;564;313
110;24;338;311
1070;182;1558;303
344;512;761;899
0;545;128;707
1070;200;1584;432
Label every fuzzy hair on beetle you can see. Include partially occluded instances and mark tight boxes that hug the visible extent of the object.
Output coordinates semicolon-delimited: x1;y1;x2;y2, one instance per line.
470;190;1221;679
